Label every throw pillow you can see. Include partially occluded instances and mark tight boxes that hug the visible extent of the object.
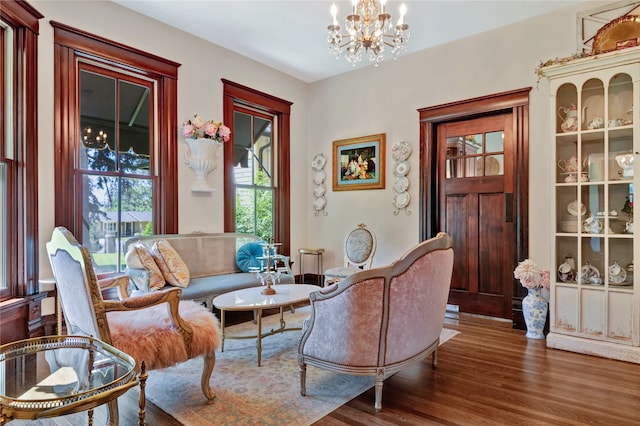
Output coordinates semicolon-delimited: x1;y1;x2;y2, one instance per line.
236;241;266;273
151;239;191;288
124;242;166;291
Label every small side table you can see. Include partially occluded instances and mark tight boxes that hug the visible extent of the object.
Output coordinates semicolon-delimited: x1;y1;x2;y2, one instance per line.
298;248;324;286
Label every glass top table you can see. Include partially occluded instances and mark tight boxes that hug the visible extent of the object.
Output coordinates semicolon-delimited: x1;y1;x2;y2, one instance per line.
0;335;145;425
213;284;321;366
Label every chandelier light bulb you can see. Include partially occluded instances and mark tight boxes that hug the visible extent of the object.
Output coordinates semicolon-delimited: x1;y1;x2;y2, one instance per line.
330;3;338;27
326;0;409;67
398;3;406;26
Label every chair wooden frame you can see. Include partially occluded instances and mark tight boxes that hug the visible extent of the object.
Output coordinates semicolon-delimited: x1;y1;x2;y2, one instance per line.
324;223;377;284
46;227;217;424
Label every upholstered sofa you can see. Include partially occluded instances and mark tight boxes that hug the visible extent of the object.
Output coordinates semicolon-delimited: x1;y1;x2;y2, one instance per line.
123;232;294;309
297;232;454;410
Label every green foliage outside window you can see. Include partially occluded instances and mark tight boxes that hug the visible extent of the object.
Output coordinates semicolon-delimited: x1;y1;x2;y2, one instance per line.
235;170;273;241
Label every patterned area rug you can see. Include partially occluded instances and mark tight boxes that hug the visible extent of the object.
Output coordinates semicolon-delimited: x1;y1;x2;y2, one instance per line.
145;306;460;426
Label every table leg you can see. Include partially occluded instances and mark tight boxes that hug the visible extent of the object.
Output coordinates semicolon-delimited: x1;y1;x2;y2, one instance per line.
138;360;147;426
88;407;94;425
220;309;226;352
257;309;263;367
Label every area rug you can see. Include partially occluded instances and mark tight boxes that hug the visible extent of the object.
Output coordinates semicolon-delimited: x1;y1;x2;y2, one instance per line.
145;306;460;426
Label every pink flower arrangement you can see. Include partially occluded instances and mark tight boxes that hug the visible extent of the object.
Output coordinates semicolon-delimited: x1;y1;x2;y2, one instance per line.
514;259;550;289
182;114;231;143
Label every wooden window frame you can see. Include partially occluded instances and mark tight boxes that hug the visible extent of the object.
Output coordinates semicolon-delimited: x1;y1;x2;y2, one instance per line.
0;1;43;301
222;79;292;255
52;21;180;239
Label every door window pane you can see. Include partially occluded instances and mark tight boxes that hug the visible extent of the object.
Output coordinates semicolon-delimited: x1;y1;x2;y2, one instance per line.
486;131;504;153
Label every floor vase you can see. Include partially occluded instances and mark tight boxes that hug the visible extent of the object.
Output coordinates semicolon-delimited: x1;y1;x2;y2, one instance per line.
522;287;548;339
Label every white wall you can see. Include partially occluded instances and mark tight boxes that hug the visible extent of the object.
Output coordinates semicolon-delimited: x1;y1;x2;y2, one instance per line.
33;0;309;277
306;2;606;271
33;0;609;279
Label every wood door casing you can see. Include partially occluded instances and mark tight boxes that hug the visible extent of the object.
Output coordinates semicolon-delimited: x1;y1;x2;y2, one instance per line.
418;88;531;327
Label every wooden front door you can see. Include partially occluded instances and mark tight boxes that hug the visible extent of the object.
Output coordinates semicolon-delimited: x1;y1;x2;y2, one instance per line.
438;113;516;319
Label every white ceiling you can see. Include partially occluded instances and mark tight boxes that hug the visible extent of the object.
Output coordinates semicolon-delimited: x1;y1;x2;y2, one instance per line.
112;0;586;83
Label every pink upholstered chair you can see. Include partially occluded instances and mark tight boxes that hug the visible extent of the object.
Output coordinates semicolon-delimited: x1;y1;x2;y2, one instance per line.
46;227;220;424
298;232;454;411
323;223;376;285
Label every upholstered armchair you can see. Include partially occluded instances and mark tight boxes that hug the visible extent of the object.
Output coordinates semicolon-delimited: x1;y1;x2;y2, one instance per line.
323;223;376;285
298;232;454;410
46;227;221;424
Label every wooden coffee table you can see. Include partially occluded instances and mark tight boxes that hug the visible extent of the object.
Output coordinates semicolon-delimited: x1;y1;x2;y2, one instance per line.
213;284;320;366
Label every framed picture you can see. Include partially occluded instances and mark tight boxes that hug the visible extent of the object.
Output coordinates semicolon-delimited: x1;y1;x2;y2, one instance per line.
332;133;385;191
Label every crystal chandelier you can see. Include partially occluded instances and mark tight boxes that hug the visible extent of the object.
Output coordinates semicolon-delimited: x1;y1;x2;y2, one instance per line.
327;0;410;66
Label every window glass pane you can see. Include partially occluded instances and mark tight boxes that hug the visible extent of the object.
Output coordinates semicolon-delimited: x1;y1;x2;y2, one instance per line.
486;131;504;153
82;174;153;274
255;187;273;240
469;156;482;177
466;134;483;155
235;187;256;235
82;175;116;272
80;71;116;171
0;163;5;290
119;81;151;175
253;117;272;186
233;111;252;171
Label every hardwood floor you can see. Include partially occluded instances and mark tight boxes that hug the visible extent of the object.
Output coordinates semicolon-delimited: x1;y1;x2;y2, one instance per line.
25;312;640;425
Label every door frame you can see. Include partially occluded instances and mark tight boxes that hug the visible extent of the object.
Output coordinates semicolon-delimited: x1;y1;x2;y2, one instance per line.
418;88;531;329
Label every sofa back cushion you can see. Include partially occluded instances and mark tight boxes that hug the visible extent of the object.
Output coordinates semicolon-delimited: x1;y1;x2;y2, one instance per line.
124;233;260;279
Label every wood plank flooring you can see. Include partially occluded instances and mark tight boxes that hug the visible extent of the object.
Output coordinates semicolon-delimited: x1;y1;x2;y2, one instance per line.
19;312;640;425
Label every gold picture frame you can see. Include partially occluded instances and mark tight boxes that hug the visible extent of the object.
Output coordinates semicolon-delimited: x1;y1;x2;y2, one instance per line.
332;133;385;191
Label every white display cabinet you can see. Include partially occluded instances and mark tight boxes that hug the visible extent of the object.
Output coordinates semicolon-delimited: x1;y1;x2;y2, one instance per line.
542;47;639;363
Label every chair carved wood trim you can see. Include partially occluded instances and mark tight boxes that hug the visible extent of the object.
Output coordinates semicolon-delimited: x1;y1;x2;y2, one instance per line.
46;227;220;424
298;232;454;410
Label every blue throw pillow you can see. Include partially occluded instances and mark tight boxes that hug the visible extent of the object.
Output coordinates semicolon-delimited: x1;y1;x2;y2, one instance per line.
236;241;266;272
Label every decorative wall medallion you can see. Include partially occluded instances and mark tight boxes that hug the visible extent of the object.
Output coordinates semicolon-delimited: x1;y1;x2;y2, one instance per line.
313;183;326;197
312;153;327;171
313;196;326;211
391;141;412;161
393;176;409;193
313;170;327;184
394;191;410;209
393;160;409;177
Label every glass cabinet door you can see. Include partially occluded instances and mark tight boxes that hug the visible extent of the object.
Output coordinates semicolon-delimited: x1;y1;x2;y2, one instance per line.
553;69;635;343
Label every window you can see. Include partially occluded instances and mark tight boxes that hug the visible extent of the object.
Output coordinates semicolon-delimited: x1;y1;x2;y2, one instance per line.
233;107;277;240
222;80;292;255
53;22;179;272
0;3;42;301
